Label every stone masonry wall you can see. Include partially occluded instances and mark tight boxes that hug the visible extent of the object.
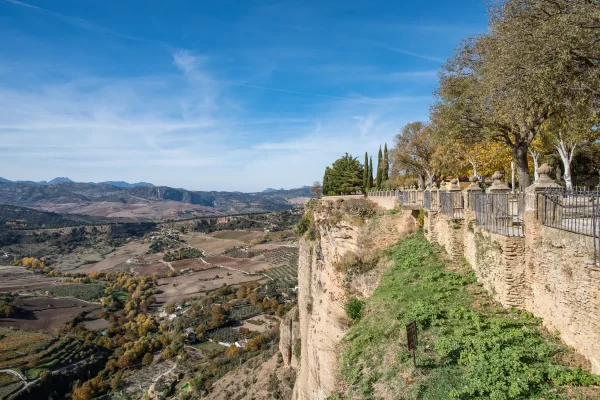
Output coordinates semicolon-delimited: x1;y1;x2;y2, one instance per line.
366;192;600;374
425;207;600;374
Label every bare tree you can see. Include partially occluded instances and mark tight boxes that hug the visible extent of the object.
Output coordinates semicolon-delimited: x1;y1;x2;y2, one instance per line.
311;181;322;199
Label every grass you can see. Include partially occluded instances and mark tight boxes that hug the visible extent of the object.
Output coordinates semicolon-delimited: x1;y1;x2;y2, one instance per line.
335;231;600;400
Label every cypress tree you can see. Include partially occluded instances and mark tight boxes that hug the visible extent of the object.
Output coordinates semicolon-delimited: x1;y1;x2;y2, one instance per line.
323;167;330;196
376;146;383;189
363;152;369;190
368;156;373;189
383;143;389;181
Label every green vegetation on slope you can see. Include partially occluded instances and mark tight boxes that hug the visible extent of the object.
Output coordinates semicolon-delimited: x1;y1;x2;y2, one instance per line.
334;232;600;400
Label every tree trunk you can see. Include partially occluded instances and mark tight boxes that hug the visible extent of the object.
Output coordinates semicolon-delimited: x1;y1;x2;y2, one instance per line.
556;139;575;191
469;160;478;178
528;149;540;181
512;143;531;189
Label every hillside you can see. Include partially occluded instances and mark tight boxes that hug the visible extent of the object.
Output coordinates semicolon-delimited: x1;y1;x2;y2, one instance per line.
0;204;117;230
281;198;600;400
0;181;312;220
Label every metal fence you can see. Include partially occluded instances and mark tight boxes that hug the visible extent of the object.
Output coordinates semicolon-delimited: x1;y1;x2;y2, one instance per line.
540;188;600;265
472;193;524;237
440;191;464;219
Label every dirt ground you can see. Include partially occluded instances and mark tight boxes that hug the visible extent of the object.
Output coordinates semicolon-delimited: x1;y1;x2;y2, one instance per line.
170;259;212;271
206;352;296;400
35;200;218;221
82;318;109;331
132;261;170;276
209;230;265;244
155;268;265;304
203;255;271;273
0;266;62;294
182;233;242;255
77;240;151;273
0;297;101;333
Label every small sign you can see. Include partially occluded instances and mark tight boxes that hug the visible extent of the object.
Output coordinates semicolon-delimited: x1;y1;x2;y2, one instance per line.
406;321;418;350
406;321;418;368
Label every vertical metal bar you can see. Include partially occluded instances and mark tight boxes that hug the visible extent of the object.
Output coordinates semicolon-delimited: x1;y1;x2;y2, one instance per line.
593;196;598;266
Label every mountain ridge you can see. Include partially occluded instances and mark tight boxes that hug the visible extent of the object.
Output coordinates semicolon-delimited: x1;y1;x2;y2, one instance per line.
0;180;313;219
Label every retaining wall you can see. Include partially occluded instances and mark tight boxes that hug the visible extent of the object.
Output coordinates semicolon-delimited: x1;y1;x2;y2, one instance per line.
370;194;600;374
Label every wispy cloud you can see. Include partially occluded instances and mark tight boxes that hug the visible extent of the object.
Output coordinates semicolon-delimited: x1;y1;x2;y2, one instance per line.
3;0;163;45
380;46;445;63
0;48;430;190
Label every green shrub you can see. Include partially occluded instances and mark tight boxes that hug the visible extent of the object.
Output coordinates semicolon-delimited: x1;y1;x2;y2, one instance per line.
294;339;301;361
295;214;311;237
345;297;365;321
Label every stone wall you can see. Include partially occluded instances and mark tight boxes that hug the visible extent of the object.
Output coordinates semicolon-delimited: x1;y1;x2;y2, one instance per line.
421;197;600;374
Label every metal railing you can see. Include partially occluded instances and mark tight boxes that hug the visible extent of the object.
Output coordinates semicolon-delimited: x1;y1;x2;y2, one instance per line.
472;193;524;237
540;188;600;265
440;191;464;219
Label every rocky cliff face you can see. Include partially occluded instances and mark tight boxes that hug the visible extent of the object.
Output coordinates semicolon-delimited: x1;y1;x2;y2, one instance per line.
294;219;359;400
281;199;417;400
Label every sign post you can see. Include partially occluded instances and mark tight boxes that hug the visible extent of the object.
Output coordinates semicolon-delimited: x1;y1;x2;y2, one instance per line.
406;320;418;368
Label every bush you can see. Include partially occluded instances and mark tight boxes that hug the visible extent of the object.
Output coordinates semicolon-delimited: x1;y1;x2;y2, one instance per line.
295;214;311;237
345;297;365;321
334;251;379;275
340;199;378;219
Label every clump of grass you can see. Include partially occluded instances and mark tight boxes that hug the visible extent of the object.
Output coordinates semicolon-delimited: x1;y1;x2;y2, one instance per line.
338;231;600;399
344;298;365;321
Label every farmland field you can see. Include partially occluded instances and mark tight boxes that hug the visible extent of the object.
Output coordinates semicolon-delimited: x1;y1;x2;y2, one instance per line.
203;255;271;273
170;258;212;271
210;230;264;243
155;268;265;304
0;297;101;332
183;233;242;255
0;327;100;383
0;265;61;294
263;265;298;282
41;283;105;301
0;371;21;399
0;328;53;369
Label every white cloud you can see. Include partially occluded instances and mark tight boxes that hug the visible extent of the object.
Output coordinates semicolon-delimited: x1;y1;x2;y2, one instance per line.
0;45;433;191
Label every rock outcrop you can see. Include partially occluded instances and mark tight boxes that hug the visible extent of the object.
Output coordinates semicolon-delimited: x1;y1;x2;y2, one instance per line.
286;199;417;399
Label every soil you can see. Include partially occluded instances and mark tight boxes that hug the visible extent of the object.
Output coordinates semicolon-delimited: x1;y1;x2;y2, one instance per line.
182;233;242;255
155;269;265;304
209;230;264;243
0;297;101;333
0;266;62;294
36;200;218;221
204;255;271;273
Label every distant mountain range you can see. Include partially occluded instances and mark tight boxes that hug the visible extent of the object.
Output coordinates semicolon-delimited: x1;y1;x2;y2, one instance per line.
0;177;155;187
0;178;312;220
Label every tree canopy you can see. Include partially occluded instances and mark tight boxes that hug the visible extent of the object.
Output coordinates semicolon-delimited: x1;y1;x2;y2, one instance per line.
322;153;364;195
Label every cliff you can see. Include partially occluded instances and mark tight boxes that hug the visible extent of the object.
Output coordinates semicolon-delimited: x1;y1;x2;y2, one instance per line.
281;198;418;399
281;196;600;400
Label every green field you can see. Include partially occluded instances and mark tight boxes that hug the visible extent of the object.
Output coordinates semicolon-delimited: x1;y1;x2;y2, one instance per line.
42;283;105;301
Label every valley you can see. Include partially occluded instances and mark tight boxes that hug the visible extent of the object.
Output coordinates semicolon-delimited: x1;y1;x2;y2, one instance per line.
0;204;302;400
0;180;311;221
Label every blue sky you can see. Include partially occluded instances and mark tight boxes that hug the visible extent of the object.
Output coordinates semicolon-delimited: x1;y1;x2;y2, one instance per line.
0;0;488;191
